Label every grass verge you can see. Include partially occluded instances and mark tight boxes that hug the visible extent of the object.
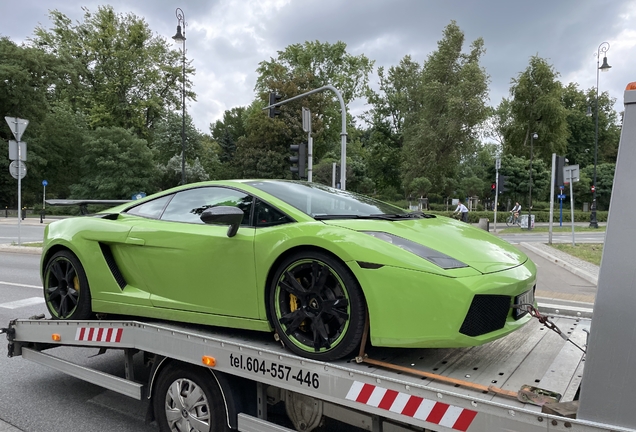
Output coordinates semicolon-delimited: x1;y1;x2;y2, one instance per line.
550;243;603;266
498;226;606;234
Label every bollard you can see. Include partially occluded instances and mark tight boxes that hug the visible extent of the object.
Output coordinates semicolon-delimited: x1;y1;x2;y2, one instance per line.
22;208;26;220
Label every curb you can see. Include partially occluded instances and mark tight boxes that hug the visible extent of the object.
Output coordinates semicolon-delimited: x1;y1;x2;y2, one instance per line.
0;244;43;255
520;242;598;286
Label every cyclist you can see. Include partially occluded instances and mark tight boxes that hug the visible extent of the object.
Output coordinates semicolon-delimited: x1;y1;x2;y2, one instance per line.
510;202;522;225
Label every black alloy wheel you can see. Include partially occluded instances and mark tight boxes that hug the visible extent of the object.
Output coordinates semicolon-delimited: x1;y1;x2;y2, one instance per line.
43;250;92;320
269;251;366;361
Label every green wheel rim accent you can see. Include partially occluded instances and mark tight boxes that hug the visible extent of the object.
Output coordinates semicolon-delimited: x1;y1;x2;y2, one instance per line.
45;257;80;319
274;259;351;353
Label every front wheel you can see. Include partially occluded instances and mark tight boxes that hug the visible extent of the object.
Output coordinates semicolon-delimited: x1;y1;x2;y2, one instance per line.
153;363;230;432
43;250;92;320
269;251;366;361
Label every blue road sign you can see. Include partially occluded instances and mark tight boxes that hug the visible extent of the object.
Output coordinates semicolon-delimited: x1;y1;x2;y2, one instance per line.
42;180;48;187
132;192;146;200
557;194;566;199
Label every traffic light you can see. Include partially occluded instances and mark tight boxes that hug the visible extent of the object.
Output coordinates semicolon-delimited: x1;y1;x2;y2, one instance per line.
591;185;596;193
268;92;282;118
498;175;508;193
290;143;307;179
555;155;566;187
491;183;496;194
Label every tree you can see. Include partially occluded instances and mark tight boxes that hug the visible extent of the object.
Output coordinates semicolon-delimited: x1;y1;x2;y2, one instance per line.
254;41;374;161
151;111;201;165
0;37;62;207
31;6;191;137
561;84;620;167
363;56;421;193
210;107;247;167
505;56;568;163
401;21;490;195
70;127;159;199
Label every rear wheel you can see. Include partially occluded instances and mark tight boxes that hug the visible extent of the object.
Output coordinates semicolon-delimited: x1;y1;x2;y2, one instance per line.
269;251;366;361
43;250;92;320
154;363;229;432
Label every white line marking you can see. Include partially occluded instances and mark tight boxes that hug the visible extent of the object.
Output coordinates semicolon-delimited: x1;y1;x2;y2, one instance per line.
0;281;41;289
0;297;44;309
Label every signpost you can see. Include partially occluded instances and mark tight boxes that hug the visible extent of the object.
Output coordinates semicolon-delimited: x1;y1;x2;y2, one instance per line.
5;116;29;245
42;180;48;222
493;157;501;232
564;164;580;246
302;107;313;182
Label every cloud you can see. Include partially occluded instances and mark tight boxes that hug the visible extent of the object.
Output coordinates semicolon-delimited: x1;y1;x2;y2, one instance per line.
2;0;636;131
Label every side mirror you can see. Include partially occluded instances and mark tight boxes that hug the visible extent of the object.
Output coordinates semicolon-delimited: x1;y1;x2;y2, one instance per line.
200;206;244;237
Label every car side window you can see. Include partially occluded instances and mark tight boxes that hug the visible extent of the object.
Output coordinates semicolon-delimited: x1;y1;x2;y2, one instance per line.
160;187;253;225
254;200;292;227
126;194;173;219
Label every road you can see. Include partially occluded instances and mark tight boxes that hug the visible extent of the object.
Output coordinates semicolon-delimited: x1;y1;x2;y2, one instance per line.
0;251;155;432
0;218;598;432
497;231;605;244
0;219;46;244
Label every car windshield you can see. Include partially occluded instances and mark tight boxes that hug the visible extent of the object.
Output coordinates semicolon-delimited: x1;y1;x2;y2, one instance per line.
247;181;407;218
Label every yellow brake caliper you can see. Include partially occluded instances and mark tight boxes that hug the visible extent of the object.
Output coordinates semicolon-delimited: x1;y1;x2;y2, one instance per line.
73;275;80;292
289;278;308;331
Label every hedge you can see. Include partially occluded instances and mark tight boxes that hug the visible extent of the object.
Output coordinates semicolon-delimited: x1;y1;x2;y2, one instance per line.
427;210;608;224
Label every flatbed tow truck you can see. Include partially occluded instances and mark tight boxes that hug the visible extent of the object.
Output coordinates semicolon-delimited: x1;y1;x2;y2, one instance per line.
4;82;636;432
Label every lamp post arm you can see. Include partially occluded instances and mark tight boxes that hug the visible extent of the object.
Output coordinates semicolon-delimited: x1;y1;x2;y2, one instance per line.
263;85;348;190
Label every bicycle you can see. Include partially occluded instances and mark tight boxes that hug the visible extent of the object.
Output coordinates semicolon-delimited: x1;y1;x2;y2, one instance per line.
506;211;521;227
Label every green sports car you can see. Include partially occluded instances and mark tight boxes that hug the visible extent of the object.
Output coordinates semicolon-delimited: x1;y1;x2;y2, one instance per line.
41;180;536;361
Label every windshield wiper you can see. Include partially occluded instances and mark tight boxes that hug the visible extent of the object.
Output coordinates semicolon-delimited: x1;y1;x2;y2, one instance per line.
314;212;435;221
314;214;396;220
370;212;436;219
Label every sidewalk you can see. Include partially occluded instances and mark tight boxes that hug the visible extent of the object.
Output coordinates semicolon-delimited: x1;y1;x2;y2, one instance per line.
521;242;599;285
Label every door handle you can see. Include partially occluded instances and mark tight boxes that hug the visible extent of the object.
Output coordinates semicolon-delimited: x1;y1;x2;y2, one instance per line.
125;237;145;246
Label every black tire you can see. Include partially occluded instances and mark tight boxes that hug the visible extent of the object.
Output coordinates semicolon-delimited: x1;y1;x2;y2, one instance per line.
153;363;229;432
505;215;512;227
269;251;366;361
43;250;92;320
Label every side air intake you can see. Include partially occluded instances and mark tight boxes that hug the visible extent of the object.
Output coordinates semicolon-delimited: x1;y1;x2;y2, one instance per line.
99;243;127;289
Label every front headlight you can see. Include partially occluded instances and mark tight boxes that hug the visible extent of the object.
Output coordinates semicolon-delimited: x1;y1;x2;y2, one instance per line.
363;231;468;270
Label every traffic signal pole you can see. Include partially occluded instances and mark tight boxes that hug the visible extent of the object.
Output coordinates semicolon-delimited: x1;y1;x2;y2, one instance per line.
264;85;348;189
493;158;500;232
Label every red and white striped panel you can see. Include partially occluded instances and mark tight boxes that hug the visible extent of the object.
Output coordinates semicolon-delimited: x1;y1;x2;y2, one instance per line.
345;381;477;431
75;327;123;343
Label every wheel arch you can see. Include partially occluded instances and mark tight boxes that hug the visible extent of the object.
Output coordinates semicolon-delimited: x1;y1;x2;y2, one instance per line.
263;245;366;327
41;244;75;280
147;357;256;430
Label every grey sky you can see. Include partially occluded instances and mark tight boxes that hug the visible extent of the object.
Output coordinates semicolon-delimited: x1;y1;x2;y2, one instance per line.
2;0;635;133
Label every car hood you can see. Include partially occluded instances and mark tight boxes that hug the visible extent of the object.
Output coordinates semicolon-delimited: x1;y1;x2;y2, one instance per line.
321;217;527;274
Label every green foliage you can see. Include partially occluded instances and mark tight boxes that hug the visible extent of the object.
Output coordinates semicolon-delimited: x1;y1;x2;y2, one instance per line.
255;40;373;162
505;56;568;163
428;210;608;224
401;21;490;194
31;6;189;137
70;127;159;199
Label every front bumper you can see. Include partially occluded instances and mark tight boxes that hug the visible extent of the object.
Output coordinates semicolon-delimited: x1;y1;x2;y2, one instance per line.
348;260;536;348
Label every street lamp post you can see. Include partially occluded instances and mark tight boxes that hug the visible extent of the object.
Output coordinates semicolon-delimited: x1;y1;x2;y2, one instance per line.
172;8;187;185
528;132;538;230
590;42;611;228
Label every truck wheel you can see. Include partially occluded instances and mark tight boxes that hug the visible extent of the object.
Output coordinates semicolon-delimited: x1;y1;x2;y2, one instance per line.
43;250;92;320
269;251;366;361
154;363;229;432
